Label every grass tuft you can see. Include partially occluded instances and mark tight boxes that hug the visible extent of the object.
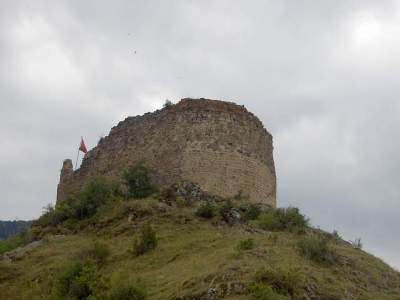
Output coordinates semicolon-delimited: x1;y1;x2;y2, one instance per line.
297;234;336;265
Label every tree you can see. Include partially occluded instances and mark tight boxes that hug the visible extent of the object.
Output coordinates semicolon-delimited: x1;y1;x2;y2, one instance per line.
122;161;155;199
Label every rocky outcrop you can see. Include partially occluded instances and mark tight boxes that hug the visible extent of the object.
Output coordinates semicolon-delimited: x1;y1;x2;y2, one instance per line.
57;98;276;206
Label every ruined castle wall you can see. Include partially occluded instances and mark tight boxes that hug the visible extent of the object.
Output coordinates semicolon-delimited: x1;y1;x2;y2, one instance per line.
57;98;276;206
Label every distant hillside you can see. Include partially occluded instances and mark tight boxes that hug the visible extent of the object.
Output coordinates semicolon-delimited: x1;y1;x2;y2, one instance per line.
0;221;31;240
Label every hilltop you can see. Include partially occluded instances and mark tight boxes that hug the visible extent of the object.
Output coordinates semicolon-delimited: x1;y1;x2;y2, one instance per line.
1;100;399;299
1;171;399;299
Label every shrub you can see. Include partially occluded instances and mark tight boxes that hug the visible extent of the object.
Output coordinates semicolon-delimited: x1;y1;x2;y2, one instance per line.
195;202;215;219
122;161;156;199
163;99;173;108
131;224;157;257
78;241;111;267
108;283;147;300
236;238;255;252
56;260;108;299
257;207;308;233
297;234;336;265
254;268;304;298
34;202;72;229
243;204;262;221
74;176;117;220
249;283;286;300
34;177;120;230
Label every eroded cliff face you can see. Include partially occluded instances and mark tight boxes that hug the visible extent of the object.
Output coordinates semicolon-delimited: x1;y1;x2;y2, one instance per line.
57;98;276;206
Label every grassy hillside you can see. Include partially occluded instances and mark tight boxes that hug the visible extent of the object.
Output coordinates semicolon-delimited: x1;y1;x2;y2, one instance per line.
1;196;399;299
1;166;399;299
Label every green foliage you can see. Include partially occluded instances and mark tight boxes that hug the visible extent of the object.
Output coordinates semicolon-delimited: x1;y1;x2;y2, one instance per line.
236;238;255;252
56;260;108;299
108;283;147;300
249;283;287;300
257;207;308;233
131;224;157;257
0;239;13;254
254;268;304;298
74;176;118;220
0;229;35;255
195;202;215;219
297;234;336;265
34;177;120;231
78;241;111;267
122;161;156;199
243;204;262;221
35;202;73;228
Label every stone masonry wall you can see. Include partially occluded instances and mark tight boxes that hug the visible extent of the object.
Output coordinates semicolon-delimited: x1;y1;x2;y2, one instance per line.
57;98;276;206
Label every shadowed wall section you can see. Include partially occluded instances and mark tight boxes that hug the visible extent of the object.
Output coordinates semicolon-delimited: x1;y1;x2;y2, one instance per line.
57;98;276;206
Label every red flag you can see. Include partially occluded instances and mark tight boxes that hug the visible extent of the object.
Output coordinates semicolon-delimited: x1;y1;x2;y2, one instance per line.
79;137;88;154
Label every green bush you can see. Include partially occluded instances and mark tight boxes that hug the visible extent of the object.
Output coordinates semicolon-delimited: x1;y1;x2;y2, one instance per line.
108;283;147;300
297;234;336;265
195;202;215;219
243;204;262;221
131;224;157;257
78;241;111;267
257;207;308;233
34;176;119;230
236;238;255;252
34;204;59;228
254;268;304;298
249;283;286;300
122;161;156;199
35;201;76;229
74;176;117;220
56;260;108;299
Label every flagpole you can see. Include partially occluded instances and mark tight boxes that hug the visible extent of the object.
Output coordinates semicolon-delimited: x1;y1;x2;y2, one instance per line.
75;136;84;169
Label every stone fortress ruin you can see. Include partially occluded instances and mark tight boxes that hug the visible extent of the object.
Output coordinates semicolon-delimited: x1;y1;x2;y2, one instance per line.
57;98;276;207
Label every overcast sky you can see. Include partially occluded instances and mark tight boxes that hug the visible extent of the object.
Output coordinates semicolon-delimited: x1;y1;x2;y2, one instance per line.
1;1;399;269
